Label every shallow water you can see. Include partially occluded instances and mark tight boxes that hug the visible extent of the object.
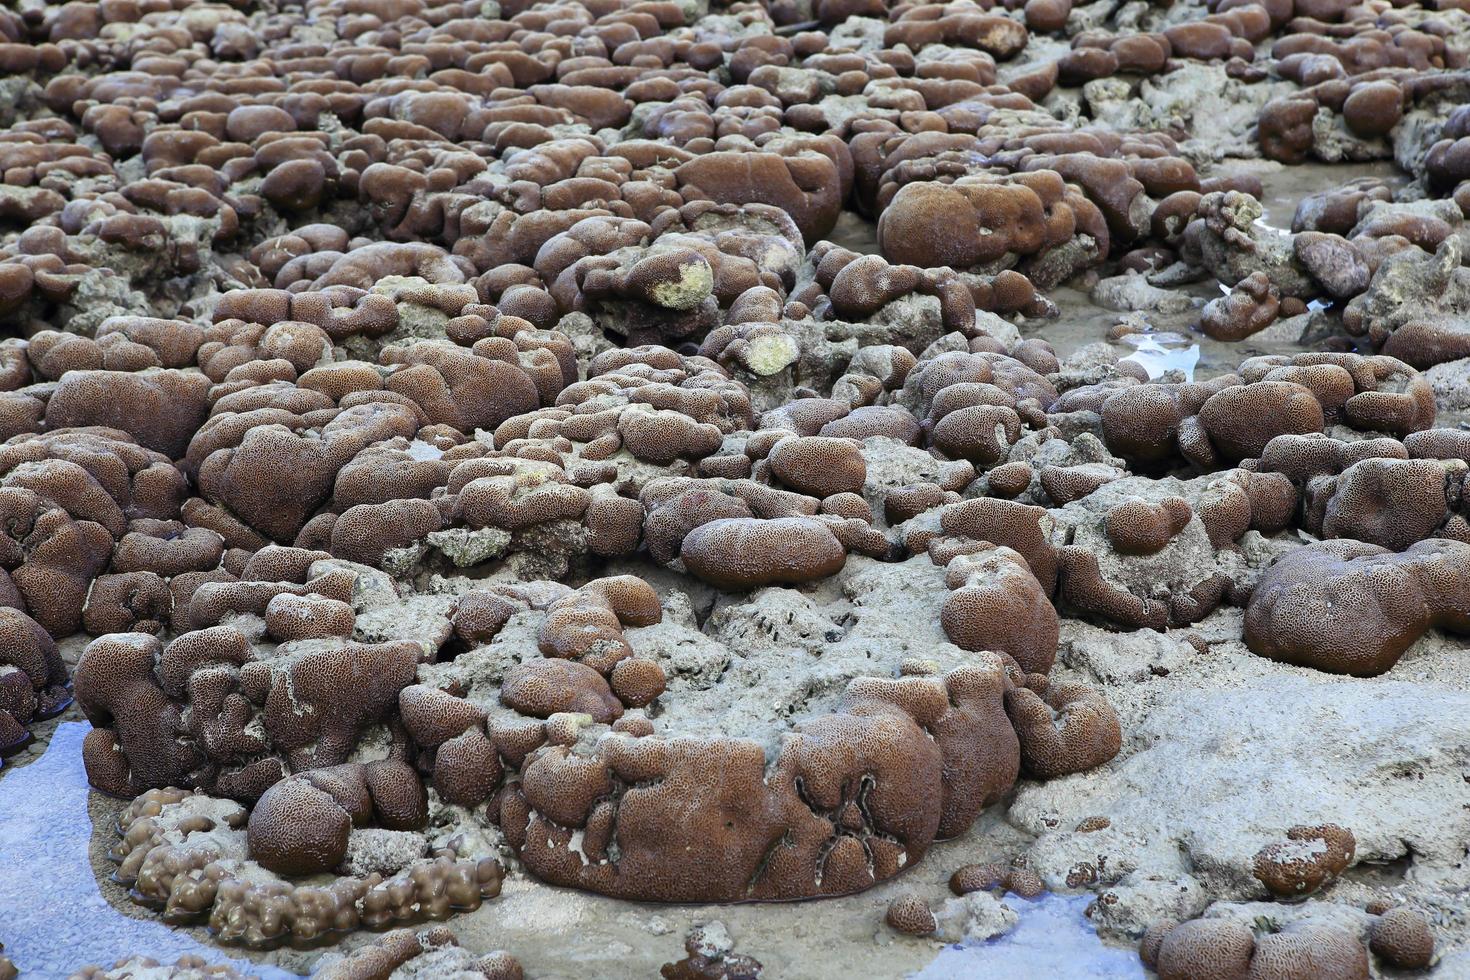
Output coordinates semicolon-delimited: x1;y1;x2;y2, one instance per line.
830;210;882;254
0;722;297;980
1036;281;1230;373
1031;159;1413;378
912;894;1145;980
1250;160;1406;233
1117;333;1200;381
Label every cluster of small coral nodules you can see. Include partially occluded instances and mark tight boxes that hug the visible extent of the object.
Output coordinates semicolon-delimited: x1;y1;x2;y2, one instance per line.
109;785;504;948
313;926;523;980
65;929;523;980
0;0;1466;972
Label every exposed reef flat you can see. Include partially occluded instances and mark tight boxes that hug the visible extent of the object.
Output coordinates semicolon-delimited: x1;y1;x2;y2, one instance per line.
1;0;1469;975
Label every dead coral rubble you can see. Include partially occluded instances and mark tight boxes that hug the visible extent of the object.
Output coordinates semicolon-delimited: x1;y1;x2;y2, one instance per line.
662;924;764;980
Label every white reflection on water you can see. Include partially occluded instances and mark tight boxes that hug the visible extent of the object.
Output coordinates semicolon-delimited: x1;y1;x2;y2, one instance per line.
1120;334;1200;381
0;722;297;980
913;894;1144;980
405;438;446;461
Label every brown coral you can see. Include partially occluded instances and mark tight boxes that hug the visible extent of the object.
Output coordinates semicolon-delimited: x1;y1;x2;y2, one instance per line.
1245;539;1470;675
1252;824;1357;897
1005;680;1122;779
886;894;937;936
681;517;847;590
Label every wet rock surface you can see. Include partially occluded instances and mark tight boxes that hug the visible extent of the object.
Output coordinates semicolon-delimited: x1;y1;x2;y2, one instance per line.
0;0;1468;975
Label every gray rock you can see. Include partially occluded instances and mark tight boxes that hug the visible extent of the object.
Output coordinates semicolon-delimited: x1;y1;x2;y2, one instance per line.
1294;232;1370;298
1013;641;1470;906
339;828;429;876
933;891;1020;943
1425;356;1470;412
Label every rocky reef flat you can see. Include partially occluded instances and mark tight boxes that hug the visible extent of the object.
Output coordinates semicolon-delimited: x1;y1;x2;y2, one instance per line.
0;0;1468;976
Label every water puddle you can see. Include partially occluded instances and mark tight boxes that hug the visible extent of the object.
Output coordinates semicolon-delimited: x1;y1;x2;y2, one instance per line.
1119;333;1200;381
1251;160;1405;234
0;722;298;980
912;894;1144;979
829;211;881;254
405;438;446;461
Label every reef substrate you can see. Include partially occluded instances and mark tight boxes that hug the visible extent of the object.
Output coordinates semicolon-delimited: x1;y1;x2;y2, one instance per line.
0;0;1468;975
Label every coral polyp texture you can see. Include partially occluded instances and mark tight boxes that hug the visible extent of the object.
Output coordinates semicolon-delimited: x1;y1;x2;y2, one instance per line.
0;0;1468;974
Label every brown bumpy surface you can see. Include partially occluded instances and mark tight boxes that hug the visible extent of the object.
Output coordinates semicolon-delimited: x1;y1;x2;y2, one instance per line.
885;894;938;936
1005;679;1123;779
1369;907;1435;969
314;926;522;980
940;545;1058;673
1252;824;1357;897
1152;916;1372;980
1245;539;1470;675
247;761;429;875
681;516;848;589
0;607;71;763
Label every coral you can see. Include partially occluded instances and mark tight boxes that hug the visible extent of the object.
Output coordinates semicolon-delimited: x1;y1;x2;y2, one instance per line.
108;787;503;948
661;924;763;980
949;862;1047;900
1245;539;1470;675
886;894;938;936
1005;680;1123;779
247;762;428;875
681;517;848;590
1200;273;1280;342
0;608;70;763
1146;917;1370;979
939;545;1059;674
1252;825;1356;898
503;658;1024;901
313;926;522;980
1369;907;1435;969
75;609;420;796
